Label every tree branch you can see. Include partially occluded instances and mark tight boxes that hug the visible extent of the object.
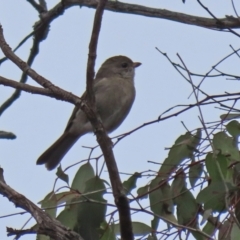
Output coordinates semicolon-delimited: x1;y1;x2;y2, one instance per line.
0;130;16;140
36;0;240;31
0;168;83;240
0;25;80;105
0;76;63;99
0;3;50;116
84;0;134;239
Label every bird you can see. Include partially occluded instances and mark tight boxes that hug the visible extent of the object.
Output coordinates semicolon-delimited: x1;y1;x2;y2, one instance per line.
36;55;141;170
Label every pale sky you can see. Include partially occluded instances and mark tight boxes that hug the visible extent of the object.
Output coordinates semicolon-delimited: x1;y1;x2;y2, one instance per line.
1;1;240;239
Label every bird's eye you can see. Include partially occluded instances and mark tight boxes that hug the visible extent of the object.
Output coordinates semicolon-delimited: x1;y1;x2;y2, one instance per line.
121;63;128;68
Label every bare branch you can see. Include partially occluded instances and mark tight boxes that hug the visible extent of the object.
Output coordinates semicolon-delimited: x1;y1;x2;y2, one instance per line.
0;168;83;240
26;0;47;13
196;0;240;37
0;76;63;99
36;0;240;31
84;0;134;239
0;25;80;105
0;8;50;116
0;131;16;140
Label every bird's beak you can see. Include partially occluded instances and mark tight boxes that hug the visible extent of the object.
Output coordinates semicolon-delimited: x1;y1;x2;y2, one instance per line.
133;62;141;68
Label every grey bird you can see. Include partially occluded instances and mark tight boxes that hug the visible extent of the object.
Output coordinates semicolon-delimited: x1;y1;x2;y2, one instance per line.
36;56;141;170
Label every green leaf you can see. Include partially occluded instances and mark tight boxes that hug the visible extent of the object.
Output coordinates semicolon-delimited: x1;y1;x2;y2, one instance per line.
149;177;163;216
226;120;240;138
171;170;199;227
171;170;186;200
159;130;201;178
196;181;236;212
137;185;149;200
202;220;217;237
212;132;239;161
57;205;79;230
190;231;205;240
175;188;198;226
73;176;107;240
52;191;80;205
38;191;57;218
40;191;80;214
99;222;116;240
230;223;240;240
114;222;151;236
151;217;159;232
205;153;232;182
189;161;203;188
71;162;95;192
201;209;212;225
57;176;107;240
148;179;178;228
161;182;174;215
37;191;65;239
40;190;80;231
132;222;152;236
123;172;141;195
220;113;240;121
147;234;158;240
56;165;69;185
149;177;163;230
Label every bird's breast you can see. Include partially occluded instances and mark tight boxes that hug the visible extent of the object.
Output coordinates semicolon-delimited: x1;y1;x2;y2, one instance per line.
94;78;135;132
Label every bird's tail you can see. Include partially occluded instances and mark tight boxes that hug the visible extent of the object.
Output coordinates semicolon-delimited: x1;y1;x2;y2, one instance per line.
36;133;79;170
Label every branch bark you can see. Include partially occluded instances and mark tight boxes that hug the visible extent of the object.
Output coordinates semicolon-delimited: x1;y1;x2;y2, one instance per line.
0;76;63;99
36;0;240;31
84;0;134;239
0;2;50;116
0;25;79;105
0;168;83;240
